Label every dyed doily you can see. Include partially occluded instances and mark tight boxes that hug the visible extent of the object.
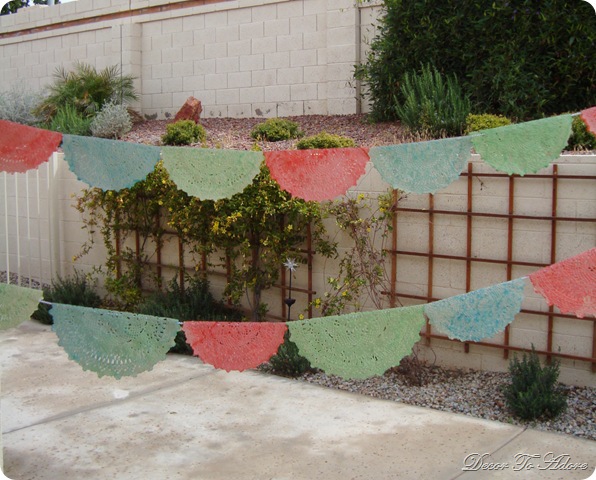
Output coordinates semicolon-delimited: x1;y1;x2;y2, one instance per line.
62;135;161;191
529;249;595;318
580;107;596;135
51;303;179;379
424;278;526;342
162;147;263;200
182;321;287;372
369;137;472;194
0;120;62;173
470;114;573;175
264;148;370;201
0;283;41;330
287;305;425;380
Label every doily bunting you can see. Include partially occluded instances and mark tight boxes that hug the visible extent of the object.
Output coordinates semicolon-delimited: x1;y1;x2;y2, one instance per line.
529;249;595;318
162;147;263;200
264;148;370;201
287;305;426;380
62;135;161;191
369;137;473;194
580;107;596;135
0;284;41;330
424;279;526;342
182;321;288;372
470;114;573;175
0;121;62;174
51;303;179;379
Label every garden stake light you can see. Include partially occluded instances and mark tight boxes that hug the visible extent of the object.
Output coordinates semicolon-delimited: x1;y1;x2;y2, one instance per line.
283;258;298;321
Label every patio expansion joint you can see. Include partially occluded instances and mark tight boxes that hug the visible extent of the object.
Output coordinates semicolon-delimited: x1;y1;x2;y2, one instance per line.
3;370;213;435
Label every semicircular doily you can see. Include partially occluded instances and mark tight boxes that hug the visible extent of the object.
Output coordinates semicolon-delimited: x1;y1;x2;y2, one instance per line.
470;114;573;176
0;120;62;173
51;303;179;379
424;278;526;342
287;304;425;380
580;106;596;135
62;135;161;190
369;136;472;194
529;249;595;318
162;147;263;200
182;321;288;372
264;148;370;201
0;284;41;330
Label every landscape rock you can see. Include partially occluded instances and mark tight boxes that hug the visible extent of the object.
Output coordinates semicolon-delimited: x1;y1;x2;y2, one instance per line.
174;96;203;124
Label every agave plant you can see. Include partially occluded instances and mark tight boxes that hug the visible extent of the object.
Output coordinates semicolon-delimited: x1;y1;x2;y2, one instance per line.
36;62;138;122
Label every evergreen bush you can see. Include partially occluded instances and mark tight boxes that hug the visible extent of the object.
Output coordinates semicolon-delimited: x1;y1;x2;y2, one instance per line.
503;347;567;421
268;330;312;377
161;120;206;146
296;132;356;149
250;118;303;142
465;113;512;134
45;104;92;136
90;100;133;139
32;272;102;325
566;115;596;151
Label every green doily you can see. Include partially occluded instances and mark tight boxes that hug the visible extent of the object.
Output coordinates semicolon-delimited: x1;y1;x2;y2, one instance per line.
51;303;180;379
470;114;573;175
287;305;425;380
0;284;41;330
161;147;263;200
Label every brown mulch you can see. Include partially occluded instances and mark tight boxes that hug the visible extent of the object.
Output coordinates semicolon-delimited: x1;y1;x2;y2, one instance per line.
122;114;413;151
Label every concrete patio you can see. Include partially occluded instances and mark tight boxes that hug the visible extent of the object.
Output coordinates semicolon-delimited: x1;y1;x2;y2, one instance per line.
1;320;595;480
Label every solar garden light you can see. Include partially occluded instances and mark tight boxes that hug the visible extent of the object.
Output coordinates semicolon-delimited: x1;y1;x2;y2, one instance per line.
283;258;298;321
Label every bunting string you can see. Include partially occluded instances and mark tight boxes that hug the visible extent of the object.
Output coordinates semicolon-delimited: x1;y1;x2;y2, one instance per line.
182;321;288;372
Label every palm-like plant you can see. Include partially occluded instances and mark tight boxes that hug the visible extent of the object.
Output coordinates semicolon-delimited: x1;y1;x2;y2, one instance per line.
36;62;138;122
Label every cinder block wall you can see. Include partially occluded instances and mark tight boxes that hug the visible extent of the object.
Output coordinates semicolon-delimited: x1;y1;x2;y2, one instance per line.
0;0;383;118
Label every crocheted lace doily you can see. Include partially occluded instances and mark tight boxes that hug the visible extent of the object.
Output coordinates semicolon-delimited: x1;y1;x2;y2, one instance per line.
0;284;41;330
470;115;573;175
0;120;62;173
62;135;161;191
369;137;472;194
424;278;526;342
182;321;288;372
161;147;263;200
580;107;596;135
51;303;179;379
529;249;595;318
264;148;370;201
287;305;425;380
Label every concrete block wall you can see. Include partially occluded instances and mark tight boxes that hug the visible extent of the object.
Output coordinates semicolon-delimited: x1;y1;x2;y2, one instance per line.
0;0;380;118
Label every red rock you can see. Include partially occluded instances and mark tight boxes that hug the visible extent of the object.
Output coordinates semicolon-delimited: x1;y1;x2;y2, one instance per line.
174;97;203;124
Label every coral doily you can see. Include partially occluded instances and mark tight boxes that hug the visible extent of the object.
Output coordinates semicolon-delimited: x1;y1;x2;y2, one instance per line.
470;115;573;175
580;107;596;135
424;279;526;342
369;137;472;194
264;148;370;201
0;284;41;330
51;303;179;379
62;135;161;190
162;147;263;200
529;249;595;318
287;305;425;380
182;321;287;372
0;121;62;173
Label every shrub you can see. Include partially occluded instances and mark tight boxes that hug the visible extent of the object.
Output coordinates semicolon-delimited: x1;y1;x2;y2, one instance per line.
296;132;356;149
566;115;596;151
36;62;138;122
0;84;43;126
395;64;471;137
31;272;102;325
465;113;512;134
250;118;303;142
136;277;243;354
503;347;567;421
268;330;312;377
90;100;132;139
356;0;596;121
161;120;206;146
45;104;92;135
